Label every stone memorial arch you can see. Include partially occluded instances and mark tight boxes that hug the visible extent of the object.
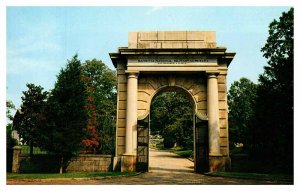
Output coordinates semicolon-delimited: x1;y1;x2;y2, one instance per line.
110;31;235;173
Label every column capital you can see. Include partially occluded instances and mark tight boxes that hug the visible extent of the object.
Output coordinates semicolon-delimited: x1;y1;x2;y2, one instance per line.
206;71;220;79
125;71;139;79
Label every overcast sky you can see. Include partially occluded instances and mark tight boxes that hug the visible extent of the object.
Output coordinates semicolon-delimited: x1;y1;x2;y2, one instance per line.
6;6;291;108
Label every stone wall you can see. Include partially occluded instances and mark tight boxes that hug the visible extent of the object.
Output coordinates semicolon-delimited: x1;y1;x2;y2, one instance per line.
11;147;113;173
66;154;113;172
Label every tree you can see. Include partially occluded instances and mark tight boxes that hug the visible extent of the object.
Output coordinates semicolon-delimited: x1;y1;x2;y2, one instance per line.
151;92;193;149
228;78;257;150
81;59;117;154
6;100;17;172
39;55;87;174
12;84;48;156
253;8;293;172
6;100;17;149
6;100;15;121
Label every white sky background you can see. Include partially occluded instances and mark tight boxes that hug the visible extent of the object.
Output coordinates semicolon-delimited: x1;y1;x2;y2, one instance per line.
1;1;299;191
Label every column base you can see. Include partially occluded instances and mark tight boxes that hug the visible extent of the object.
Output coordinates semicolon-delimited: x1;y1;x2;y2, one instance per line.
209;156;226;172
121;155;136;172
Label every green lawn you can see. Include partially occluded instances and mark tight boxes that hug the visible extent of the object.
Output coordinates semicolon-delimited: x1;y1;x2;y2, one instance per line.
7;172;137;179
171;147;194;160
20;145;47;155
205;172;293;182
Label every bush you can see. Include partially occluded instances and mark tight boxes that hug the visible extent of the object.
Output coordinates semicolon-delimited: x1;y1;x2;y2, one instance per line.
19;155;61;173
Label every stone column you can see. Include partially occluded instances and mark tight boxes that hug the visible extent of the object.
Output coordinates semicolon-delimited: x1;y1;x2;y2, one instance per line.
207;73;221;156
207;72;226;172
124;72;138;155
121;72;138;172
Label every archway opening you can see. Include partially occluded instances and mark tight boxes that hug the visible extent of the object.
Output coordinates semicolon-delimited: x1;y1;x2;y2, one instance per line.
148;87;195;173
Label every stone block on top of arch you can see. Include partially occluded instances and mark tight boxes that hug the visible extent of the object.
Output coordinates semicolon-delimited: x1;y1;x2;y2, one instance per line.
138;100;148;110
197;101;207;110
156;76;169;87
138;84;155;96
147;78;162;90
138;77;148;84
194;92;207;102
138;92;151;102
137;110;148;118
175;77;194;90
189;83;206;96
197;109;207;117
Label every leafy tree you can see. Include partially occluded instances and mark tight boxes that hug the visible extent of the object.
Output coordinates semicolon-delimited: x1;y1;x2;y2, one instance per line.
228;78;257;150
6;100;17;149
6;100;17;172
39;55;87;174
151;92;193;149
253;8;293;172
12;84;48;156
81;59;117;154
6;100;15;121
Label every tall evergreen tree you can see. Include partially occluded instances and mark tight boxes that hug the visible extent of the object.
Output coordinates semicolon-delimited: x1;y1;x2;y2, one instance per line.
40;55;87;173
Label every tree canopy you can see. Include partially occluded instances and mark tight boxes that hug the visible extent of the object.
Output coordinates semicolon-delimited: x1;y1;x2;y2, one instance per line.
228;78;257;149
12;84;48;156
81;59;117;154
253;7;293;171
228;8;293;174
6;100;17;149
38;55;87;173
150;91;194;149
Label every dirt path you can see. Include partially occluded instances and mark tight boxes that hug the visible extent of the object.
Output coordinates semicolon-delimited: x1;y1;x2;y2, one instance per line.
7;149;292;185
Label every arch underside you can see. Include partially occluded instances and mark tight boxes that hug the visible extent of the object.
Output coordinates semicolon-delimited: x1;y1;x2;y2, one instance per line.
137;73;208;121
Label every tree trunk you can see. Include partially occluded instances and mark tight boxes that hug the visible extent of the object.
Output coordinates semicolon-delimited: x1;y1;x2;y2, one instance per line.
60;156;63;174
29;140;33;157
